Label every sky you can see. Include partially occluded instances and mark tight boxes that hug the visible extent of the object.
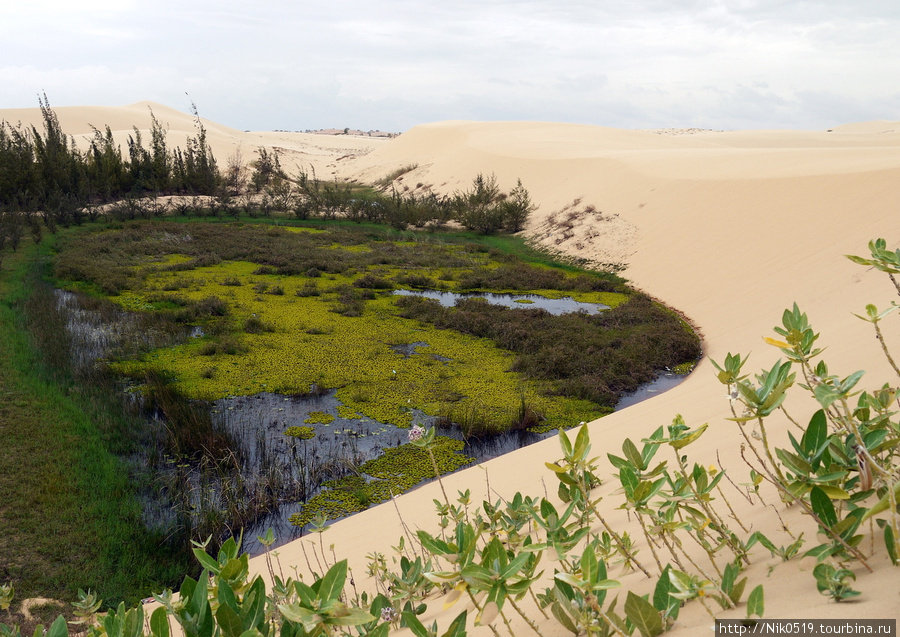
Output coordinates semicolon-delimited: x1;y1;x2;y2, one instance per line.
1;0;898;133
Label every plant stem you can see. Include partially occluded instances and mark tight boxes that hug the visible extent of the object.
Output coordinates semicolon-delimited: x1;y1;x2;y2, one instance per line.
427;447;451;509
589;506;651;577
507;596;546;637
389;489;419;560
636;511;664;574
498;607;517;637
714;482;750;533
872;319;900;380
585;593;628;637
527;587;550;620
674;455;746;564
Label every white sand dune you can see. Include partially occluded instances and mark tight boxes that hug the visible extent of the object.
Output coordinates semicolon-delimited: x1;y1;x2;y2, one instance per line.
334;121;900;632
3;103;899;631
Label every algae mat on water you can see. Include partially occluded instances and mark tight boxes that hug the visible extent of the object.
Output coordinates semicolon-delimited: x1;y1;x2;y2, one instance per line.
53;221;625;434
132;270;585;429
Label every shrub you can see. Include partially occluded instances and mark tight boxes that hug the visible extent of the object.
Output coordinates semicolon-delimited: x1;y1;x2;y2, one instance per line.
242;315;275;334
353;274;394;290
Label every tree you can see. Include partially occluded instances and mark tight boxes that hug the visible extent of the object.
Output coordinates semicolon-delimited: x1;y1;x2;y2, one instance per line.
501;178;535;232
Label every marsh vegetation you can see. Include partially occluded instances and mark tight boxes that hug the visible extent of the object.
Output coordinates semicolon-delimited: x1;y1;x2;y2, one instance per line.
0;102;702;611
44;218;698;541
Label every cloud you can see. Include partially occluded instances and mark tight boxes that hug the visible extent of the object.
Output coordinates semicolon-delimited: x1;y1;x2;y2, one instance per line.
1;0;898;131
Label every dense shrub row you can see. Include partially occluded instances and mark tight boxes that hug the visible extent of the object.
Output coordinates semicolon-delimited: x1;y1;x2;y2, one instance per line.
0;97;219;216
52;220;606;298
0;101;540;274
397;293;701;407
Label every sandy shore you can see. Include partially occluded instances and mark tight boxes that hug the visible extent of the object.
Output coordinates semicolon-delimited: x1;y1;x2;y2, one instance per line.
3;104;899;632
319;120;900;632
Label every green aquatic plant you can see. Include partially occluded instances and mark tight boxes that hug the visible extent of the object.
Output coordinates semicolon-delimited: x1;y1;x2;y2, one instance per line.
284;426;316;440
304;411;335;425
289;436;474;527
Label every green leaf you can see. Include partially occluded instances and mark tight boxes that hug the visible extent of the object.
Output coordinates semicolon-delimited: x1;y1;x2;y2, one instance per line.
558;429;573;460
316;559;348;603
622;439;644;470
241;579;267;631
327;608;375;626
500;551;530;580
45;616;68;637
802;410;828;457
278;603;320;633
192;548;221;574
730;577;748;605
364;625;389;637
215;604;244;637
721;562;737;595
461;564;495;590
642;427;664;464
839;370;866;394
440;610;469;637
620;465;638;499
219;556;249;583
218;536;240;563
810;486;837;528
747;585;764;618
607;453;628;470
549;599;579;635
667;569;694;595
573;424;590;462
554;573;584;589
885;524;898;565
834;508;865;540
624;591;663;637
179;576;197;609
189;570;210;624
150;607;170;637
861;481;900;522
217;575;238;611
416;530;453;557
652;565;679;620
814;384;841;410
580;548;598;584
816;485;850;500
671;423;708;450
804;543;837;562
123;608;143;637
775;448;812;477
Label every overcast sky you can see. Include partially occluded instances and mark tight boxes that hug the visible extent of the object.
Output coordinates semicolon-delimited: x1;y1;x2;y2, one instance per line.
1;0;898;132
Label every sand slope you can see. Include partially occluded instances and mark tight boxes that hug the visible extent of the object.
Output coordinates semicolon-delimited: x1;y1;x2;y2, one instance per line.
336;121;900;631
3;103;898;631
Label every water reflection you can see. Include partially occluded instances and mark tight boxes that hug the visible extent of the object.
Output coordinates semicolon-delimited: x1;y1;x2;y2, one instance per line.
614;372;685;411
393;289;609;314
238;371;689;552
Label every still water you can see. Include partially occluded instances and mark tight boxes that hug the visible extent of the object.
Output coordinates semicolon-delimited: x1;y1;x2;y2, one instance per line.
393;289;609;314
233;370;687;554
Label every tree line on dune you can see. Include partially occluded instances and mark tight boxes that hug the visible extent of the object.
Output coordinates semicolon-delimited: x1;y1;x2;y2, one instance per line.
0;98;535;267
0;97;218;219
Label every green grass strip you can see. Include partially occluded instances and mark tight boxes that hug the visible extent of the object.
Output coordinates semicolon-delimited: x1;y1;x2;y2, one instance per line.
0;242;188;608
